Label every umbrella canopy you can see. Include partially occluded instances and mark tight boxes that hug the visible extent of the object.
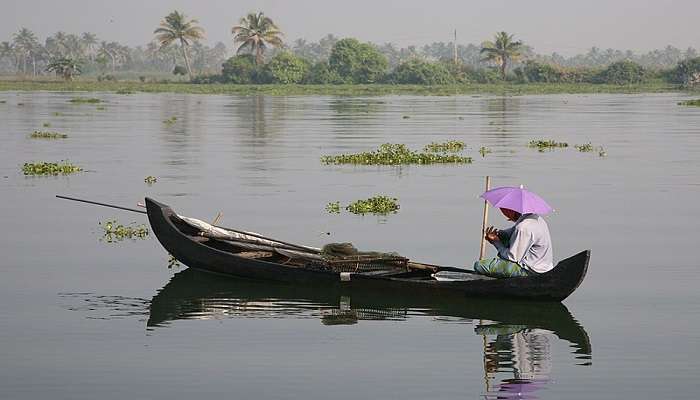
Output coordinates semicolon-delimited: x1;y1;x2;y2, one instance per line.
480;186;553;215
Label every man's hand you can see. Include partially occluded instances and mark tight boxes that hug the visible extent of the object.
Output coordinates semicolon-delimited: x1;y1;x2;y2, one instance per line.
485;226;500;244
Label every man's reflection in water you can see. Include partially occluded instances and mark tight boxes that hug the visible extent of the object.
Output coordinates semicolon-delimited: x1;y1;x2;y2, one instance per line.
477;322;551;399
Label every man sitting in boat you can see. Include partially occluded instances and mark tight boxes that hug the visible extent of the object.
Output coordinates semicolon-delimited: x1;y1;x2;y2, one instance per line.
474;186;554;278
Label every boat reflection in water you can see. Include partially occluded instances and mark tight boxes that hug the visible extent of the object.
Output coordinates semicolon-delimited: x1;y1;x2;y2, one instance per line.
149;269;591;399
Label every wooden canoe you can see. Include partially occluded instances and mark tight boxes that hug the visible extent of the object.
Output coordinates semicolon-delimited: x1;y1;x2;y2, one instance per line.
145;197;589;302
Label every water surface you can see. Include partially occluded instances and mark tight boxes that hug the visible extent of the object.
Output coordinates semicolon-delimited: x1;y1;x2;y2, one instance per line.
1;91;699;399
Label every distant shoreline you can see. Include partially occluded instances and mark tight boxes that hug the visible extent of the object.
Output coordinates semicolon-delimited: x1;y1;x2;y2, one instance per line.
0;79;695;96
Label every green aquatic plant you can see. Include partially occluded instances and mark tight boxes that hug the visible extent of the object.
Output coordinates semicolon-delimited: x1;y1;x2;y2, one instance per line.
42;122;51;128
96;106;106;111
69;97;101;104
423;140;466;153
29;130;68;139
479;146;492;157
99;219;149;243
575;142;594;152
22;161;82;175
163;116;178;125
325;201;340;214
53;112;63;116
527;139;569;152
144;175;157;184
321;143;472;165
116;89;134;94
678;99;700;106
346;196;400;215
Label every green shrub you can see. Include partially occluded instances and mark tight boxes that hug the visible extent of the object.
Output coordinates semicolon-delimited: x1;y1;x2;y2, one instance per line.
303;61;344;84
172;65;187;76
329;38;388;83
668;57;700;86
262;52;309;84
388;59;455;84
221;54;259;84
518;61;562;83
597;61;647;84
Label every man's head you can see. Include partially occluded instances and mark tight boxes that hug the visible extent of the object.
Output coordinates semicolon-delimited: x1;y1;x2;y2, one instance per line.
499;208;521;222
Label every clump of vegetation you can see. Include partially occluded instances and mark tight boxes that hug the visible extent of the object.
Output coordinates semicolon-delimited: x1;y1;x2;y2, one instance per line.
163;116;177;125
575;143;594;152
144;176;157;184
69;97;101;104
29;130;68;139
42;122;51;128
167;254;181;268
528;139;569;152
598;147;607;157
321;143;472;165
678;99;700;106
96;106;106;111
423;140;466;153
99;219;149;243
479;146;492;157
22;161;82;175
325;201;341;214
345;196;400;215
116;89;134;94
53;112;63;116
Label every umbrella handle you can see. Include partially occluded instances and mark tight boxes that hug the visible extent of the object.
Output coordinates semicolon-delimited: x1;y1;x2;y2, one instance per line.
479;176;491;260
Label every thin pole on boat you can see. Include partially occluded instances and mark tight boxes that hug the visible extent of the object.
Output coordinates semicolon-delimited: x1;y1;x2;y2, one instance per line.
479;176;491;260
56;195;146;214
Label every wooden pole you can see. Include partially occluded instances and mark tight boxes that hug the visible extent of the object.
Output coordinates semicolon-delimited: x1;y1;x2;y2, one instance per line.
479;176;491;260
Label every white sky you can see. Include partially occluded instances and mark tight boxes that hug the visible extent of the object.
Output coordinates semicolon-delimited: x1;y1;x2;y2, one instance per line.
2;0;699;55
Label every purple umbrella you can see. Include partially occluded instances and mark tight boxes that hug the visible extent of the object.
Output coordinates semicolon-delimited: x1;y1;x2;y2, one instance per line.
480;186;553;215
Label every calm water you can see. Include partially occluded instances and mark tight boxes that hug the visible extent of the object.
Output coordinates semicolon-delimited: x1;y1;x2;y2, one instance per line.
1;91;699;399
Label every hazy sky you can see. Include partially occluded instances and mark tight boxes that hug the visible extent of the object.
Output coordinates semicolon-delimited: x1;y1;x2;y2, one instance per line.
3;0;699;55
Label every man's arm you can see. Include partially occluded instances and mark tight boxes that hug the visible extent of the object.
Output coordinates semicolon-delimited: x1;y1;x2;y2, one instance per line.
493;226;532;264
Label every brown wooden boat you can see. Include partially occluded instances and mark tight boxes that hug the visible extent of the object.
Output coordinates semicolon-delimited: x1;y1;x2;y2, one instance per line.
146;197;589;302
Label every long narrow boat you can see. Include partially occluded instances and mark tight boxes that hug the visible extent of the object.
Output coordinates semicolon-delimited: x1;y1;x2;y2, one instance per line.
146;197;589;302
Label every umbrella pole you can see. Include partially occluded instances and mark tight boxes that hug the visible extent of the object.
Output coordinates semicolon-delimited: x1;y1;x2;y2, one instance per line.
479;176;491;260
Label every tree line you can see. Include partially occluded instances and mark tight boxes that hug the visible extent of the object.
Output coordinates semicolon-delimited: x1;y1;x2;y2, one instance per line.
2;10;699;86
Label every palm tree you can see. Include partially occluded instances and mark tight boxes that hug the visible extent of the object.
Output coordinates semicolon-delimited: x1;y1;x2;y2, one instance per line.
0;41;19;73
81;32;98;61
480;32;523;80
13;28;39;75
232;12;283;65
154;10;205;79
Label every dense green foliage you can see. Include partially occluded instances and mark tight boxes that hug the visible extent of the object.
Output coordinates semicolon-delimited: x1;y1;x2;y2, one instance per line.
388;59;454;84
303;61;343;84
596;60;647;84
262;52;309;84
528;140;569;151
669;57;700;86
321;143;472;165
328;38;388;83
22;161;82;175
29;130;68;139
99;219;149;242
221;54;258;83
678;99;700;106
423;140;465;152
345;196;400;215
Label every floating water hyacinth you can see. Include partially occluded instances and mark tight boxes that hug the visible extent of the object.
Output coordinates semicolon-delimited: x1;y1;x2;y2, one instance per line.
22;161;82;175
163;116;177;125
42;122;51;128
325;201;341;214
346;196;400;215
29;130;68;139
144;176;157;184
69;97;101;104
528;139;569;152
678;99;700;106
479;146;492;157
321;143;472;165
575;143;594;152
99;219;149;243
423;140;466;153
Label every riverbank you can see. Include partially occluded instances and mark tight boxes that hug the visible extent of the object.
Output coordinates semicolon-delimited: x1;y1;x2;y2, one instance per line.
0;79;694;96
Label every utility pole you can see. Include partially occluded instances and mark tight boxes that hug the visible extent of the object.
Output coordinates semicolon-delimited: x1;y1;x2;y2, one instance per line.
453;29;458;65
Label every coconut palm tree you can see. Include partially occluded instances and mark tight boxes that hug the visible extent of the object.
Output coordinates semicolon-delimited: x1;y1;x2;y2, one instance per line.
480;31;523;80
81;32;98;61
154;10;205;79
13;27;39;75
231;12;283;65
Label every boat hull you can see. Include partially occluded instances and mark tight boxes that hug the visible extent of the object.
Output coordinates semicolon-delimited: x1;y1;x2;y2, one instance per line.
146;197;589;302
